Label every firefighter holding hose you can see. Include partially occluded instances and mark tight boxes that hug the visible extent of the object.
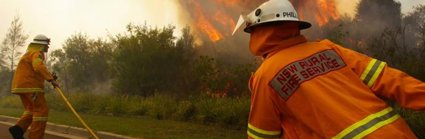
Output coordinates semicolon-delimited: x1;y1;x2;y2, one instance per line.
9;34;58;139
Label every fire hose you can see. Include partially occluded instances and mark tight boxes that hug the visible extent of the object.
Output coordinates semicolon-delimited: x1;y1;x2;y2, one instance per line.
54;87;100;139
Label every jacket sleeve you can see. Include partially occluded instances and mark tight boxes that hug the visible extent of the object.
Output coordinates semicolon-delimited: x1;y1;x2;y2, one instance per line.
247;76;282;139
371;66;425;110
323;40;425;110
31;52;53;81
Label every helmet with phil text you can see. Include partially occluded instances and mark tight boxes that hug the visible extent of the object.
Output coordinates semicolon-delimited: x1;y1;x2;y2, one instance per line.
232;0;311;35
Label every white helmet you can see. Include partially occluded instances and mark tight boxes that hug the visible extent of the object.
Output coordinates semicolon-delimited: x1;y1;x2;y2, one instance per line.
232;0;311;35
31;34;50;45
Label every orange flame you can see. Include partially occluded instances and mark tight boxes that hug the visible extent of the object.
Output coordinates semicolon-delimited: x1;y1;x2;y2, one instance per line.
213;10;236;35
190;0;223;42
178;0;341;42
315;0;340;26
291;0;340;27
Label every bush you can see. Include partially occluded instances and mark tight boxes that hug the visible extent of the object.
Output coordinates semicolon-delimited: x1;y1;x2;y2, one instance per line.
1;92;250;130
0;95;21;108
8;92;425;135
395;106;425;138
193;95;250;129
126;96;148;116
144;93;177;120
173;100;196;121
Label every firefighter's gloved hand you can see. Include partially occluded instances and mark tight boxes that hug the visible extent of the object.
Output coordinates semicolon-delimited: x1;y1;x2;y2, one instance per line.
49;79;59;88
52;72;58;81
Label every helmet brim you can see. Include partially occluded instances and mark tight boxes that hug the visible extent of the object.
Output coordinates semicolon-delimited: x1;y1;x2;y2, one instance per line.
244;21;311;33
299;21;312;30
30;41;50;45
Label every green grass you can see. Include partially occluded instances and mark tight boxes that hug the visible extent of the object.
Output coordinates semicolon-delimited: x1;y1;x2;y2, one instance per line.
0;107;246;139
2;93;425;138
0;93;250;129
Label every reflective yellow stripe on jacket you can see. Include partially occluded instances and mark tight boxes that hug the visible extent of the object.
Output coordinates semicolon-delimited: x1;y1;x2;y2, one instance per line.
360;59;386;87
22;111;32;116
333;107;400;139
12;88;44;93
33;116;48;121
32;58;43;66
247;123;281;139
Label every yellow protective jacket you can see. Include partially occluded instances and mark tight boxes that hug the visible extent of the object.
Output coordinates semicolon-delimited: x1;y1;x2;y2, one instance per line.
11;44;53;93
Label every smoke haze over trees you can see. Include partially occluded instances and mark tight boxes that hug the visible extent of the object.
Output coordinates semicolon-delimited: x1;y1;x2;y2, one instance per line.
48;24;255;97
316;0;425;80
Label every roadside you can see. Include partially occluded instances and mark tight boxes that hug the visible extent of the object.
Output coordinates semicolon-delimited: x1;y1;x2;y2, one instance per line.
0;122;70;139
0;107;246;139
0;115;136;139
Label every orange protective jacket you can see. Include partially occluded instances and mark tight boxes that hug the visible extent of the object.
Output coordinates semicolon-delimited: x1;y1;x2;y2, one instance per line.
12;44;53;93
247;27;425;139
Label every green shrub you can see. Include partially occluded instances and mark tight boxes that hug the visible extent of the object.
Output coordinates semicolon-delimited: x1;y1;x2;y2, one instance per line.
1;92;251;130
144;94;177;120
106;95;135;116
191;95;250;129
0;95;21;108
218;97;249;128
46;93;68;111
127;96;148;116
173;100;196;121
88;95;110;114
395;106;425;138
194;96;219;123
68;93;96;113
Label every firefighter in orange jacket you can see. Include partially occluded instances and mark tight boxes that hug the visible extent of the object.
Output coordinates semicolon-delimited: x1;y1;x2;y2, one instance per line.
232;0;425;138
9;34;58;139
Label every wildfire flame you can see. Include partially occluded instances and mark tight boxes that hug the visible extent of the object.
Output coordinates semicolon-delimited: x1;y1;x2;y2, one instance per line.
190;0;223;42
177;0;341;42
290;0;340;26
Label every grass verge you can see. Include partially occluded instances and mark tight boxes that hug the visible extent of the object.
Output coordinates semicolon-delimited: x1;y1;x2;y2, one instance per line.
0;107;246;139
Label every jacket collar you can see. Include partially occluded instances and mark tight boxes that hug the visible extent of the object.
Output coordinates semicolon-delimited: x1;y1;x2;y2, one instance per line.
249;23;307;57
264;35;307;58
249;35;307;58
27;44;45;52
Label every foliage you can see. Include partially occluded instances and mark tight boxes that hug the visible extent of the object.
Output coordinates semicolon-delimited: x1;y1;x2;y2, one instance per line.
0;15;28;94
0;67;12;96
0;93;250;129
49;24;254;98
402;5;425;79
395;105;425;139
321;15;352;45
356;0;401;30
318;1;425;82
3;1;425;138
50;33;113;92
111;24;192;96
0;107;245;139
1;15;28;71
0;45;6;68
